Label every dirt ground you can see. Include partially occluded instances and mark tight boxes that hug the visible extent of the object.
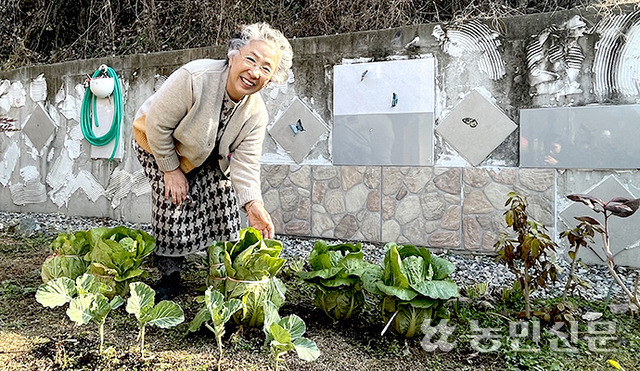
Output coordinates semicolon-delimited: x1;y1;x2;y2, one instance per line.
0;233;479;371
5;231;639;371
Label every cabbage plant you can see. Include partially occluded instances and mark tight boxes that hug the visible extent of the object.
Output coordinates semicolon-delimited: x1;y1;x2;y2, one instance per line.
188;288;242;371
85;226;156;297
207;227;286;327
370;243;459;338
41;231;91;283
126;282;184;356
263;301;320;369
35;274;123;353
297;241;381;321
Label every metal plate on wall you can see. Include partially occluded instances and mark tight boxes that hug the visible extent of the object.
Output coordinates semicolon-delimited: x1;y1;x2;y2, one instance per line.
436;90;517;166
520;104;640;169
333;113;434;166
90;97;124;159
268;97;329;163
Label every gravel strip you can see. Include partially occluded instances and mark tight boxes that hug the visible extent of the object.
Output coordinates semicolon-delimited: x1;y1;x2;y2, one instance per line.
2;210;638;303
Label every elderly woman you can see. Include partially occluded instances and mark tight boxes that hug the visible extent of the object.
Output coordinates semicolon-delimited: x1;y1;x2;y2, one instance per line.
133;23;292;299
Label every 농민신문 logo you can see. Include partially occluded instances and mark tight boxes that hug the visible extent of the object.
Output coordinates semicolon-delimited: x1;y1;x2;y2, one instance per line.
421;319;618;353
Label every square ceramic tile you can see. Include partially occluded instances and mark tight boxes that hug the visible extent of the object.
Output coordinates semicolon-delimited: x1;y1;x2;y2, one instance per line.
559;175;640;268
520;104;640;169
268;97;328;163
436;90;517;166
333;113;434;166
22;103;56;150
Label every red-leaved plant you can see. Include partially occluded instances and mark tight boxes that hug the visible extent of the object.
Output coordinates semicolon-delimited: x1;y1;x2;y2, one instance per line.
564;194;640;312
495;192;559;319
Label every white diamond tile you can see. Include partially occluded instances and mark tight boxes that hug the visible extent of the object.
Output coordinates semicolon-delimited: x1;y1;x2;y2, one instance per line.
269;97;328;163
436;90;516;166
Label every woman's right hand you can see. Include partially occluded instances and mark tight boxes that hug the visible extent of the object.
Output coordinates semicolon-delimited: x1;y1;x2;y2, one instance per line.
163;168;189;205
246;201;275;239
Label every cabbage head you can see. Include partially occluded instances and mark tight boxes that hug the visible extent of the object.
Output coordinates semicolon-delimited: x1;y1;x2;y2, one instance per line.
372;243;459;338
206;227;286;327
297;241;381;321
41;231;91;283
84;226;156;297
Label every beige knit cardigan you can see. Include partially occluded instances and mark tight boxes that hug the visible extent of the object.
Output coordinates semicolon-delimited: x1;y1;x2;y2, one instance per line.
133;59;268;207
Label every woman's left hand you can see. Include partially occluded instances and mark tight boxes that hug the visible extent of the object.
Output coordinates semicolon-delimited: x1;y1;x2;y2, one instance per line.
246;200;275;239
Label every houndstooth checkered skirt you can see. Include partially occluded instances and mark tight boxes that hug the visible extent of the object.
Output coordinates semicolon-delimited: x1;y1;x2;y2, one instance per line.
135;142;240;257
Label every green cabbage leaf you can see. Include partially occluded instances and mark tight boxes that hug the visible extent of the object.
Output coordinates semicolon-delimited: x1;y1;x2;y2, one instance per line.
84;226;156;296
41;231;91;283
297;241;381;321
373;242;459;338
206;227;286;327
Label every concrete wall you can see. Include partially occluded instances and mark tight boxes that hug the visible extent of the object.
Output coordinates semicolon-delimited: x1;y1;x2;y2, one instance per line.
2;7;640;267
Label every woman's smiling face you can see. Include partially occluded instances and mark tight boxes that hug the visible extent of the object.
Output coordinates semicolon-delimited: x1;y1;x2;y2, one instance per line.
226;40;280;102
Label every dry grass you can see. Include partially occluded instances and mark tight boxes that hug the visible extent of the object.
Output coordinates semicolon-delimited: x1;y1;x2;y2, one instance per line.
1;0;634;71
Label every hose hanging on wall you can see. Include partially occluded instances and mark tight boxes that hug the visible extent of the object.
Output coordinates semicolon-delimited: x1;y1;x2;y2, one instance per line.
80;64;123;161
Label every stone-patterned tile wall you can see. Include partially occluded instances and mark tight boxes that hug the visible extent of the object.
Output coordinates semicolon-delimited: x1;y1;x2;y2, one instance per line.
382;168;462;248
262;165;556;253
261;165;311;236
462;168;556;251
311;166;381;241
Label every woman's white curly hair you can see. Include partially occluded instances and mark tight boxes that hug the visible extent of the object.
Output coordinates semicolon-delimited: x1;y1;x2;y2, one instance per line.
227;23;293;84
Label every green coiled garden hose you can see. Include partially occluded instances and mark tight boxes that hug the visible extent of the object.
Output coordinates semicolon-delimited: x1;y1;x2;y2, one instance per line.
80;65;123;161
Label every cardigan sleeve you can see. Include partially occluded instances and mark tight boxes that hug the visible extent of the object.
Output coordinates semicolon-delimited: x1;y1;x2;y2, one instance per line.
228;109;268;207
145;67;194;172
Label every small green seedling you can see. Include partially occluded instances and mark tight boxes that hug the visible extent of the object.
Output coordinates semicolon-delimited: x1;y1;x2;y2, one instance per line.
188;287;242;371
263;301;320;370
36;273;123;353
126;281;184;356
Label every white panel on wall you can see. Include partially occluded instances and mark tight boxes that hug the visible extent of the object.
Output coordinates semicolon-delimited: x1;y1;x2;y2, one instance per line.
333;58;435;166
520;104;640;169
333;113;434;166
333;58;435;115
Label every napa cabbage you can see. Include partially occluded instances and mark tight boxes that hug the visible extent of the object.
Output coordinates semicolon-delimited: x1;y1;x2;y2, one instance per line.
206;227;286;327
84;226;156;296
41;231;91;283
297;241;381;321
370;242;459;338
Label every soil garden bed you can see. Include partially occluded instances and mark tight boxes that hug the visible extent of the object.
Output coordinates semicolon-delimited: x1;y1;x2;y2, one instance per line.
1;211;639;371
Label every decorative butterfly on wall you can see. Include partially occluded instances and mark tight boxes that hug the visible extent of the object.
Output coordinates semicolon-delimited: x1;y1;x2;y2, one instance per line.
290;119;305;135
361;70;368;81
462;117;478;128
